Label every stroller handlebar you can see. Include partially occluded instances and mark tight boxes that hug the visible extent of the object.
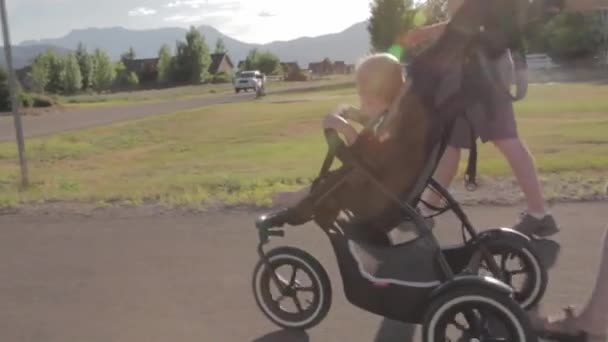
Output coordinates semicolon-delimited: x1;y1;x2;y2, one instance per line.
323;128;346;154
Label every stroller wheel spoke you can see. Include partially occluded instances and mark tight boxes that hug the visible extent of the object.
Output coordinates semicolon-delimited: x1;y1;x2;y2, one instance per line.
274;273;289;291
297;286;315;292
289;266;299;287
274;294;286;304
292;295;304;313
499;252;510;272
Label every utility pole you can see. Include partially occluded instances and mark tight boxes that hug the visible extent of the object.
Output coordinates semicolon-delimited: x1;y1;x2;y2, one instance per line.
601;8;608;66
0;0;28;187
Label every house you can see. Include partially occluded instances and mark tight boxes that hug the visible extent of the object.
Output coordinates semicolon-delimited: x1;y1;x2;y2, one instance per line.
308;58;333;75
333;61;355;74
208;53;234;75
125;58;160;84
333;61;347;74
280;62;300;75
281;62;307;81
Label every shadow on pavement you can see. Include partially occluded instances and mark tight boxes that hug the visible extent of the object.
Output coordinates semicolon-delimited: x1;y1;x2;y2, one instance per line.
374;319;417;342
253;329;310;342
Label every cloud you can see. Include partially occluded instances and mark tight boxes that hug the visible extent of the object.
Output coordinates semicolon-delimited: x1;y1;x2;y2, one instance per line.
258;11;276;18
163;15;202;23
128;7;157;16
162;1;239;24
165;0;240;11
165;0;187;8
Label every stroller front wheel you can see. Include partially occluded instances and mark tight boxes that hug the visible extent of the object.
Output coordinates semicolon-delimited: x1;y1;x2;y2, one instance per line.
252;247;332;330
423;287;538;342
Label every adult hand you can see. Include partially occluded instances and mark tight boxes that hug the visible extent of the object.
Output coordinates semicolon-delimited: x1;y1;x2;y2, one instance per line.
398;29;428;48
397;22;448;49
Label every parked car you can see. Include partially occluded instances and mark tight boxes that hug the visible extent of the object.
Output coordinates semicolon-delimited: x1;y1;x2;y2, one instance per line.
234;70;265;93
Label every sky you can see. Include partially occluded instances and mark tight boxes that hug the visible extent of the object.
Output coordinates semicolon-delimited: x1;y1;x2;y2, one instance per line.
9;0;372;44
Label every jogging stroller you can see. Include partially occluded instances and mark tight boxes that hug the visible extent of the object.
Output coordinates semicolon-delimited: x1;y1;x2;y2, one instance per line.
252;120;545;340
251;0;564;340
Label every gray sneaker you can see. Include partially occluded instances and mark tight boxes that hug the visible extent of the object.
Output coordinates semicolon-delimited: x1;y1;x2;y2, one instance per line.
513;212;559;237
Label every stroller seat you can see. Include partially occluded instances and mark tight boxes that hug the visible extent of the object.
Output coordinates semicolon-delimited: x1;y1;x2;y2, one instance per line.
334;141;444;246
347;237;442;288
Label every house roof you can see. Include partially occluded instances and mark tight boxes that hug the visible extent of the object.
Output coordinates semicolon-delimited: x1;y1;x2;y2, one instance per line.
124;58;160;72
208;53;234;74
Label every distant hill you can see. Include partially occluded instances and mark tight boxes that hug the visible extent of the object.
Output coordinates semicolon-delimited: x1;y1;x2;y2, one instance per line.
18;22;370;67
0;45;70;69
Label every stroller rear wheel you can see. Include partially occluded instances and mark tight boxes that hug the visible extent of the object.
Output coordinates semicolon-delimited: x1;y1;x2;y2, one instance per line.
423;287;538;342
475;237;548;310
252;247;332;330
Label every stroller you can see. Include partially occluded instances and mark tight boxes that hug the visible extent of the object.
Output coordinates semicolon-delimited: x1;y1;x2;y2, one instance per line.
250;0;563;340
252;122;546;340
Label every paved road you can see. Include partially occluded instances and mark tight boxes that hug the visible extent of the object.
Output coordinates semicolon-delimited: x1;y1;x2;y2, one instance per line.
0;93;247;143
1;202;607;342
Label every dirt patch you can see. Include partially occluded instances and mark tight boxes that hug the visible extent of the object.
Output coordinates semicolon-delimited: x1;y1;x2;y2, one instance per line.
1;175;606;217
448;174;608;206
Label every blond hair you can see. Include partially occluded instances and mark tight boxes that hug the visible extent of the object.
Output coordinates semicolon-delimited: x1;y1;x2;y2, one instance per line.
355;53;404;104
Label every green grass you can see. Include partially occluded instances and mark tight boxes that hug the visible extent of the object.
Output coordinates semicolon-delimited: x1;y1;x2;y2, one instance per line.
59;83;234;108
1;82;607;207
59;75;353;108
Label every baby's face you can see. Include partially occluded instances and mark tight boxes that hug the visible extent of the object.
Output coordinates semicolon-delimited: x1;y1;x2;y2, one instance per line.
358;90;390;118
354;54;405;118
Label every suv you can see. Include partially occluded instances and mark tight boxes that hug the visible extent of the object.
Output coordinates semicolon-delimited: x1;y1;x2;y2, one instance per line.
234;70;265;93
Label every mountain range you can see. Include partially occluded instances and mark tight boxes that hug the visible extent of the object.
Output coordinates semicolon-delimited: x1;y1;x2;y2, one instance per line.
9;22;370;69
1;44;71;69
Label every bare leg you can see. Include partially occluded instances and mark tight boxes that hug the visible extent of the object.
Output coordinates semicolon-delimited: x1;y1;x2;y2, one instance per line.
537;227;608;337
492;138;547;214
576;227;608;335
419;146;461;213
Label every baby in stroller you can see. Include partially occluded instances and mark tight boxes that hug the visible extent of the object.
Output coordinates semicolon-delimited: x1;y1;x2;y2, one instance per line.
272;52;405;210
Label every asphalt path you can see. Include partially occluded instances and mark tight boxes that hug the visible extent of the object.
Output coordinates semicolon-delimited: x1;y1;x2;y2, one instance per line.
1;202;607;341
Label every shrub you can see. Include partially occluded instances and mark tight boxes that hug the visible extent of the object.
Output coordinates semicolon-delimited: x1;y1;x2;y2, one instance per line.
211;71;231;84
32;94;54;108
285;70;308;82
19;92;34;108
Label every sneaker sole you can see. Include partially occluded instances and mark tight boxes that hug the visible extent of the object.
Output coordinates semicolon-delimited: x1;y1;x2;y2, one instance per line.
515;223;560;238
529;225;560;237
